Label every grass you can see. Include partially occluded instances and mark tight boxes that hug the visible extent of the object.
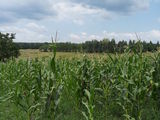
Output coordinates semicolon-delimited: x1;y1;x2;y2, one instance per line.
19;49;108;59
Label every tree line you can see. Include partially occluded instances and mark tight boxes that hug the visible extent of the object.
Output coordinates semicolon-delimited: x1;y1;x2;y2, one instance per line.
17;38;159;53
1;31;160;62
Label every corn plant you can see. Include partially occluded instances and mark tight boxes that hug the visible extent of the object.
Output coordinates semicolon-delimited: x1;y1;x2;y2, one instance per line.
0;45;160;120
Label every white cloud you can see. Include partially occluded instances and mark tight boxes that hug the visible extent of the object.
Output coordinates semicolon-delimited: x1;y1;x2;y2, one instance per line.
69;33;102;43
0;0;55;24
88;35;101;40
0;22;50;42
0;0;149;25
141;30;160;41
103;30;160;43
25;23;47;33
69;33;81;42
73;19;84;25
52;2;111;23
0;0;156;43
81;32;87;36
71;0;150;14
0;0;112;25
69;30;160;43
1;25;159;43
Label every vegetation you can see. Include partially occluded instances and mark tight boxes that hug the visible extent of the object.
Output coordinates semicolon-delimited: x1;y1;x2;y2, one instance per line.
17;42;45;49
0;32;19;62
16;39;159;53
19;49;108;59
0;43;160;120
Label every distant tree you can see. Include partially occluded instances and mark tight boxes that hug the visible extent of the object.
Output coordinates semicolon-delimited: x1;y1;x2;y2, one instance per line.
39;44;49;52
0;32;20;62
16;38;159;53
108;39;116;53
117;40;127;53
142;41;147;52
156;41;160;50
101;38;110;52
147;41;157;52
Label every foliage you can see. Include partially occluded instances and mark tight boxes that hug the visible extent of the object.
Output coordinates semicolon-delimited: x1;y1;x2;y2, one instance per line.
0;32;19;61
0;47;160;120
16;39;159;53
39;44;50;52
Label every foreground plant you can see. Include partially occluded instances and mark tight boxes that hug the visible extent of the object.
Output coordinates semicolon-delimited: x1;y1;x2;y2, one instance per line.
0;44;160;120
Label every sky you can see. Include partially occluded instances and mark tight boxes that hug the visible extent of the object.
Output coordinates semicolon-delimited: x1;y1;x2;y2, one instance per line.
0;0;160;43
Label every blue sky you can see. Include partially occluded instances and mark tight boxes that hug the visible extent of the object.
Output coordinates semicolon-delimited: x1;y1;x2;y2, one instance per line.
0;0;160;43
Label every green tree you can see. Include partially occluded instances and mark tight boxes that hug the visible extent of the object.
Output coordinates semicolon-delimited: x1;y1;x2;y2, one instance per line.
39;44;49;52
0;32;19;62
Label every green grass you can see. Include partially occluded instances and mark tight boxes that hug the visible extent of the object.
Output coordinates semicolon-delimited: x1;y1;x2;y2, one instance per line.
0;49;160;120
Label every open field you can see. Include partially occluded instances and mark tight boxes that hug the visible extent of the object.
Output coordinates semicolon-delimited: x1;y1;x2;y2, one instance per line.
19;49;107;59
1;48;160;120
19;49;158;59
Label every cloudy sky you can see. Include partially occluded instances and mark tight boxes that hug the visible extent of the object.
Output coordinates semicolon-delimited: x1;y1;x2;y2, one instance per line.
0;0;160;43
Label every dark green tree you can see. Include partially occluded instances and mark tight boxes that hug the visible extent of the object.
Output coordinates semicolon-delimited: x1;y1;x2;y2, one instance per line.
0;32;19;62
108;39;116;53
117;40;127;53
39;44;49;52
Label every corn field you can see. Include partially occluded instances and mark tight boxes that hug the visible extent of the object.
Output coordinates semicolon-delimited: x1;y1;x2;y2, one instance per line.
0;47;160;120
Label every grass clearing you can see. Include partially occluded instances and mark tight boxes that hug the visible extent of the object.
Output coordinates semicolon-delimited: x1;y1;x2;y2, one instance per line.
19;49;109;59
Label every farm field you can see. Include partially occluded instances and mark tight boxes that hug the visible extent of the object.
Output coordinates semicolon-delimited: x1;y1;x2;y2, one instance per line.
19;49;158;59
1;0;160;119
1;48;160;120
19;49;107;59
